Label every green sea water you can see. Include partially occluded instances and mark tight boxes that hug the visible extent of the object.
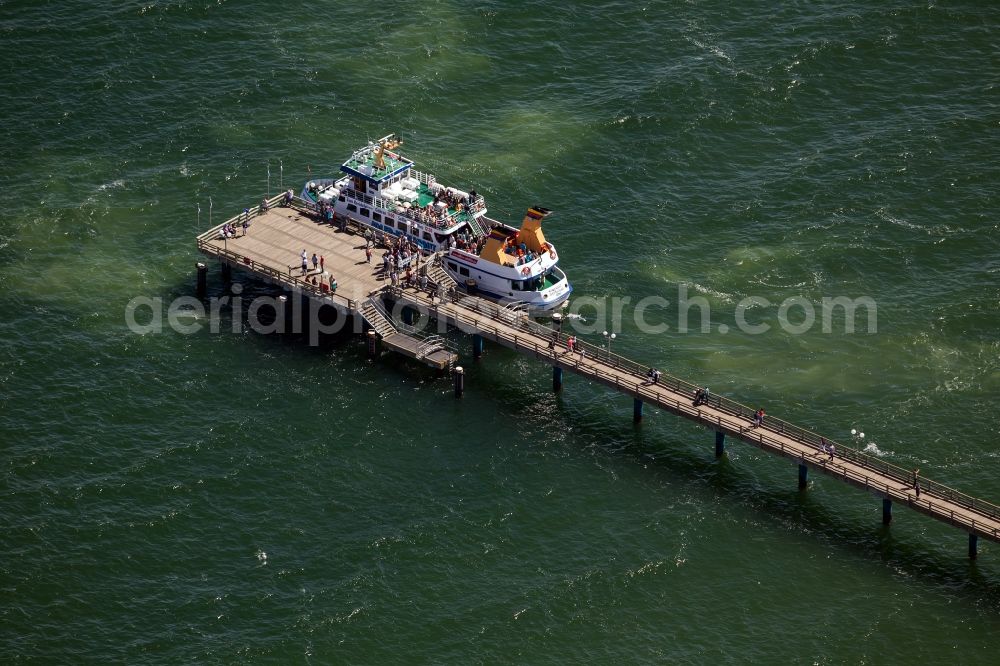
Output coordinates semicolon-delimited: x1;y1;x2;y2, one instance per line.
2;1;1000;662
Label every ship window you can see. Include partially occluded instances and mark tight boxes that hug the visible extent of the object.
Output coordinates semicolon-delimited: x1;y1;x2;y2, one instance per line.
338;195;345;202
347;203;357;212
459;267;470;277
447;262;458;272
372;212;381;222
360;208;370;217
512;280;524;291
423;231;432;241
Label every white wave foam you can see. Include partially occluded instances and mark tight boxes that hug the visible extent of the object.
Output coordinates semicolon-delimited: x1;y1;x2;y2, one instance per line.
863;442;893;457
97;179;125;192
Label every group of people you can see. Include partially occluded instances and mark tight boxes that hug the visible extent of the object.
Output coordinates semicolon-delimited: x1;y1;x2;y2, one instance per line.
298;249;325;275
454;232;486;254
296;249;336;292
397;188;483;231
646;367;661;384
218;218;247;239
378;237;419;275
319;200;338;226
434;186;470;211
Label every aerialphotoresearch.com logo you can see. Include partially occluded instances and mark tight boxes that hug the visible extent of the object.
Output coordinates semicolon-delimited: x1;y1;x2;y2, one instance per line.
125;283;877;346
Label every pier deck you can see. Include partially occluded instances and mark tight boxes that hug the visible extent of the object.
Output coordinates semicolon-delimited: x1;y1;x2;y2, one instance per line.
391;286;1000;547
197;195;1000;555
200;204;384;300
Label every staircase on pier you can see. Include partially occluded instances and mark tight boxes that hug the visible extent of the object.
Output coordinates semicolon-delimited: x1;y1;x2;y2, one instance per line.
361;296;457;371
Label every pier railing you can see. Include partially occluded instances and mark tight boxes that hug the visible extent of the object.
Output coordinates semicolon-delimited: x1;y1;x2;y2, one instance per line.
197;239;362;311
392;286;1000;527
195;199;1000;532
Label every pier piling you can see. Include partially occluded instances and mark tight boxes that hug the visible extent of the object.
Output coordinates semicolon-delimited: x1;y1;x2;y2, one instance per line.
367;330;377;359
633;398;643;422
277;295;288;332
196;262;207;298
220;261;231;282
799;463;809;490
194;203;1000;559
883;498;893;525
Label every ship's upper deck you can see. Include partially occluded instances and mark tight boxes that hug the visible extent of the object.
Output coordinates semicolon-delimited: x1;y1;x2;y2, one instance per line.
340;136;413;185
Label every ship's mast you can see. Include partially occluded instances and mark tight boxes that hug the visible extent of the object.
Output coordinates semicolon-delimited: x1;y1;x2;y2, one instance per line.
373;134;403;170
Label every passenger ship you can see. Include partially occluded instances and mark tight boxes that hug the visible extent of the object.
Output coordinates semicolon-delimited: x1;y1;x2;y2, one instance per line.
301;134;571;310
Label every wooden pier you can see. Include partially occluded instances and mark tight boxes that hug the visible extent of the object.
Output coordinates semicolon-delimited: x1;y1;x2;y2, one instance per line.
197;194;1000;558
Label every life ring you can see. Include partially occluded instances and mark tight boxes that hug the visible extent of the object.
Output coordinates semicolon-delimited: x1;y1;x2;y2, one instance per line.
520;266;530;276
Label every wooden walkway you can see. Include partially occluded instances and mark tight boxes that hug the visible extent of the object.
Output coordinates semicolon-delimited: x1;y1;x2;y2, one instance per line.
199;202;385;303
197;195;1000;556
389;287;1000;549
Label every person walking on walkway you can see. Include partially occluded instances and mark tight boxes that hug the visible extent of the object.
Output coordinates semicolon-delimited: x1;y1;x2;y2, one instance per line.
320;255;325;271
914;468;921;497
311;253;319;271
300;249;308;275
366;246;373;263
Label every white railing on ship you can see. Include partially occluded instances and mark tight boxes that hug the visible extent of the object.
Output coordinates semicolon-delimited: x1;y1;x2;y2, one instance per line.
340;186;486;235
410;169;436;185
342;189;395;214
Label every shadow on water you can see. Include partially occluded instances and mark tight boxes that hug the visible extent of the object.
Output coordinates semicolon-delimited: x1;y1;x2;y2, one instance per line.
625;423;1000;606
180;266;1000;606
183;263;452;378
465;352;1000;605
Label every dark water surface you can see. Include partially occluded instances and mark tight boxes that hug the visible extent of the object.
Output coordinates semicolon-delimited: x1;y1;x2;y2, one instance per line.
2;1;999;662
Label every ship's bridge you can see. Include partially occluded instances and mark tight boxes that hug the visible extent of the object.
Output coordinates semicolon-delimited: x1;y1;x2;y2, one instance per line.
340;143;414;187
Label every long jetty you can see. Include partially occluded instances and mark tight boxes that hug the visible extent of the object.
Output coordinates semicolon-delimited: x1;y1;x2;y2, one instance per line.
196;193;1000;559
